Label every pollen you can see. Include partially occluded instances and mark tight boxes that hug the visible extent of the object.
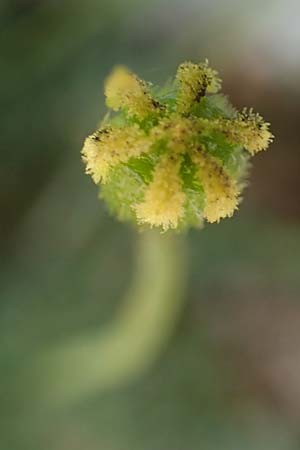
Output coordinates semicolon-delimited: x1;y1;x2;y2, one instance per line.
104;66;157;119
234;108;274;154
176;60;221;113
134;156;186;231
81;125;152;184
208;109;274;154
191;149;239;223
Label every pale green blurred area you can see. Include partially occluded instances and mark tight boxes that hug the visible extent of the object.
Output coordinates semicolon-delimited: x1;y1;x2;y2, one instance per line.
1;0;300;449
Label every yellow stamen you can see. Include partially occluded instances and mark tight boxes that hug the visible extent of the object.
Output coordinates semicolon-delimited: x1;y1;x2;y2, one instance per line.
134;155;186;230
104;66;156;118
176;60;221;113
191;149;239;223
204;110;274;154
81;125;151;183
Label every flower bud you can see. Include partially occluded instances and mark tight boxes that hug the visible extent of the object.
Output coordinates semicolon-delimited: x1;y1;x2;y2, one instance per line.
82;61;274;231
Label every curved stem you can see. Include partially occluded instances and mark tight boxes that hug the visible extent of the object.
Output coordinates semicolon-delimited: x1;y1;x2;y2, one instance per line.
35;230;187;406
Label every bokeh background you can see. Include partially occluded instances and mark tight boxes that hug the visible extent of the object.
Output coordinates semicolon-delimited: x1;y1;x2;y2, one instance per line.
1;0;300;448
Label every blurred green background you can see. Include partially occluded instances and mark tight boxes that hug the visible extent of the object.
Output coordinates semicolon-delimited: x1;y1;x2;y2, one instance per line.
1;0;300;448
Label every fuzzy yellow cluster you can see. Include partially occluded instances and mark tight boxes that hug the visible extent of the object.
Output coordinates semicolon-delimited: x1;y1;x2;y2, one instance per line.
191;150;239;223
135;156;186;230
104;66;157;119
197;111;274;155
176;60;221;113
82;60;274;231
231;109;274;154
82;125;151;183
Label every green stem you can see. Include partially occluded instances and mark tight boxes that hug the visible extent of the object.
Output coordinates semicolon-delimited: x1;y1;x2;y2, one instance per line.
35;230;187;405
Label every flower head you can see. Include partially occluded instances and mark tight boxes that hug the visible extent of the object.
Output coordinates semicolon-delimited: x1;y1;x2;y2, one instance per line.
82;61;274;231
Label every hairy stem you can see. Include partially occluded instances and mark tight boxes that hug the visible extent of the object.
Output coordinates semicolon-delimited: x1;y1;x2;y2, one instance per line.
34;230;187;406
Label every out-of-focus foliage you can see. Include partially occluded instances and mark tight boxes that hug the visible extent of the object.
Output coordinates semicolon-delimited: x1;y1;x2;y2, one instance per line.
1;0;300;449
